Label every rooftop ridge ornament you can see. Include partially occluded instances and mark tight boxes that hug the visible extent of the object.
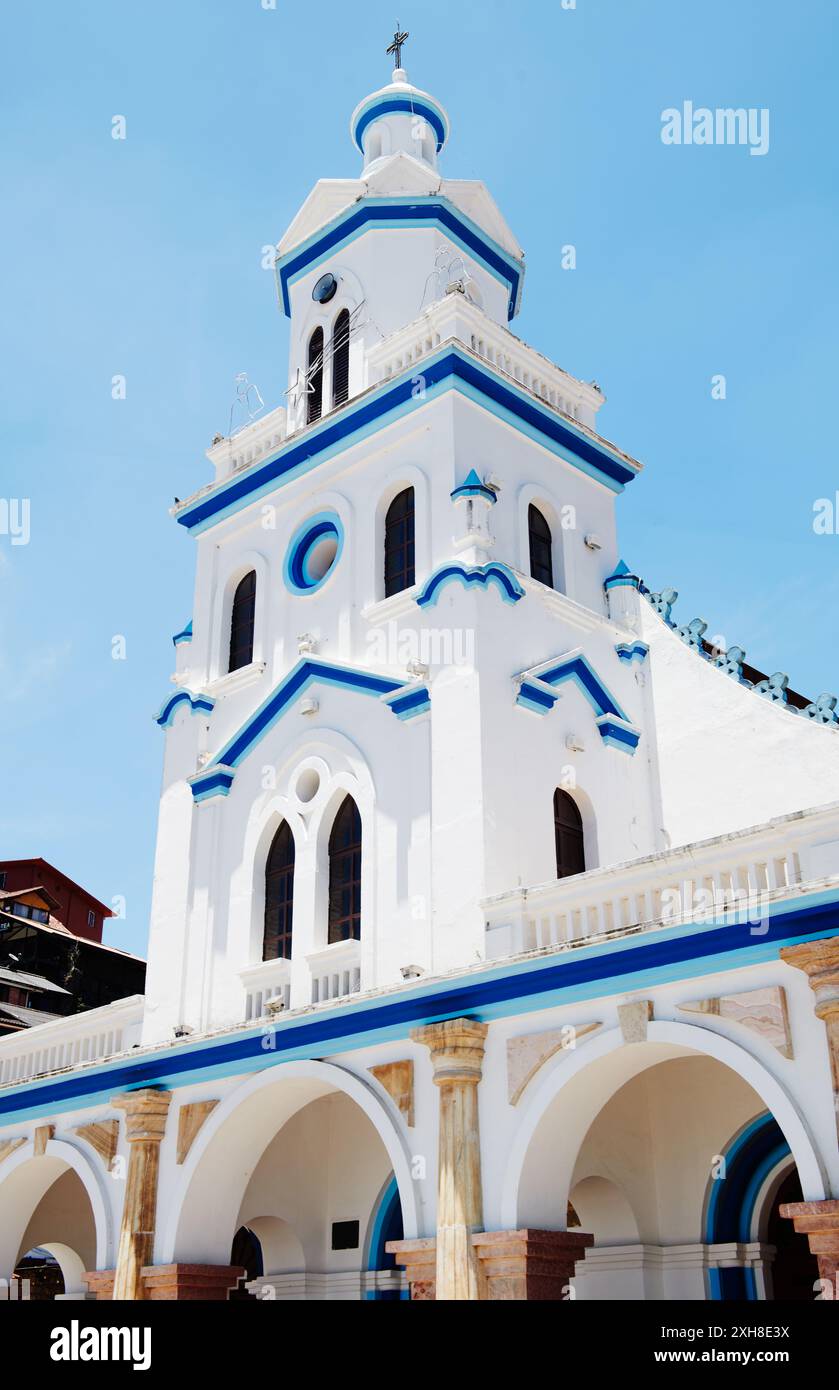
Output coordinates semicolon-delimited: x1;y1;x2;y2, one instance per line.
386;22;409;72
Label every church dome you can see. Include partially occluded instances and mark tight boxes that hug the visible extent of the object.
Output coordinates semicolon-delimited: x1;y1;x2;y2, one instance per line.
350;67;450;174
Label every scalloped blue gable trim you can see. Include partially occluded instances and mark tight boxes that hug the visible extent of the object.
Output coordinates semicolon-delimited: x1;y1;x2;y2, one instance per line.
615;641;649;665
416;561;524;608
155;690;215;728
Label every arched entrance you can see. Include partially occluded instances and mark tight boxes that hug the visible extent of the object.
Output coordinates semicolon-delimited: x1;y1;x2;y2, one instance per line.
0;1141;108;1300
165;1061;416;1301
505;1023;827;1302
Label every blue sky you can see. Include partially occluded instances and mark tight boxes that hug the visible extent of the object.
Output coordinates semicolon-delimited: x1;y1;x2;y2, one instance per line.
2;0;837;956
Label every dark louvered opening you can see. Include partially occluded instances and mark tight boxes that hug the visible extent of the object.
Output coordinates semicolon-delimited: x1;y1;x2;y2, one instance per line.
332;309;350;408
307;327;324;424
263;821;295;961
528;503;554;588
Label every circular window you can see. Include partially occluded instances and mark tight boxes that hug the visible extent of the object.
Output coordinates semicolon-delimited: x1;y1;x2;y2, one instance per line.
284;511;344;594
294;767;321;804
312;272;338;304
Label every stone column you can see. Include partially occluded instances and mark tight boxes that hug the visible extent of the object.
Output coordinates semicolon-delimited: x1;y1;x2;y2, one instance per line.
413;1018;488;1300
780;937;839;1141
111;1089;172;1301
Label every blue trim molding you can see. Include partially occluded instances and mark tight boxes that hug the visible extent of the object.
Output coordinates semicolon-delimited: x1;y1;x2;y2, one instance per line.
705;1113;790;1301
283;511;344;595
615;641;649;666
417;561;524;608
175;348;639;535
155;690;215;729
2;888;839;1125
604;560;641;592
516;650;641;753
276;197;522;320
172;619;193;647
352;96;449;153
189;657;428;801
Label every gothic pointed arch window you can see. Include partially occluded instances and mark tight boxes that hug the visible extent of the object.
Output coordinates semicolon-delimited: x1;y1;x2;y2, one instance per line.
328;795;362;943
228;569;256;673
263;821;295;961
554;789;585;879
332;309;350;408
528;504;554;588
384;487;415;596
307;326;324;424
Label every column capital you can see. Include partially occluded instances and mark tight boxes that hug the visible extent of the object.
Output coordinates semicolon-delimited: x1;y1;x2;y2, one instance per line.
111;1089;172;1143
411;1017;488;1085
781;937;839;1018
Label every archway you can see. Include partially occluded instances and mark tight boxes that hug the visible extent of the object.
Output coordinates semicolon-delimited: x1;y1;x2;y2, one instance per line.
505;1023;827;1301
164;1061;416;1301
0;1139;110;1298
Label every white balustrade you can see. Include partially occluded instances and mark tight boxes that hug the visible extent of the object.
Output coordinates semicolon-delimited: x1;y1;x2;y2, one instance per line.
0;996;144;1088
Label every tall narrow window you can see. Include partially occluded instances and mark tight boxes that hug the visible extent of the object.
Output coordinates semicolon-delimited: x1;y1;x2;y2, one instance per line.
554;789;585;879
263;822;295;961
307;326;324;424
384;487;415;597
528;504;554;588
328;795;362;943
228;570;256;673
332;308;350;408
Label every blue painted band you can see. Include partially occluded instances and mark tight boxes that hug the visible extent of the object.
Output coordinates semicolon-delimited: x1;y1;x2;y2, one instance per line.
353;97;447;153
172;619;193;647
175;349;638;535
155;690;215;729
4;889;839;1125
276;197;521;320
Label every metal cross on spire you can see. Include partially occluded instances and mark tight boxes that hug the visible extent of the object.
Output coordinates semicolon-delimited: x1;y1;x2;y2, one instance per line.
386;22;409;70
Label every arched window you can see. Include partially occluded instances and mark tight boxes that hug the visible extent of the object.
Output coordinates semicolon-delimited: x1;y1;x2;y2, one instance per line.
528;504;554;588
228;570;256;673
384;487;415;596
307;326;324;424
554;789;585;879
328;795;362;943
332;309;350;408
263;821;295;961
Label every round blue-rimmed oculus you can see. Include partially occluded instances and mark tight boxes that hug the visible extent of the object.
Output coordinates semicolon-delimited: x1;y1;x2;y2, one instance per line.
312;272;338;304
284;511;345;595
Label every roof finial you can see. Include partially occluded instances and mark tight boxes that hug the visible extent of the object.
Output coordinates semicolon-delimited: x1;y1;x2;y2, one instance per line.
386;21;409;73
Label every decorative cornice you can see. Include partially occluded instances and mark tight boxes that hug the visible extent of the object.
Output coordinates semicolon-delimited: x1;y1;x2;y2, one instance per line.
615;640;649;666
450;469;497;505
515;648;641;754
3;889;839;1126
417;561;524;608
189;657;429;802
174;346;639;535
155;690;215;729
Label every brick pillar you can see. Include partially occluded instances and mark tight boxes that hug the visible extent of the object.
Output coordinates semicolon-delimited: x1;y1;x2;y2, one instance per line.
413;1018;488;1300
82;1270;115;1300
472;1229;594;1300
780;937;839;1143
384;1238;437;1300
111;1089;172;1301
780;1201;839;1290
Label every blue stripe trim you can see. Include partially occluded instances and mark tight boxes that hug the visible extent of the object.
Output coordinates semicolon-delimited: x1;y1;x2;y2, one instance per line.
175;349;637;535
189;658;421;800
615;642;649;665
416;561;525;607
353;98;448;153
3;891;839;1124
154;690;215;729
276;197;521;320
172;619;193;647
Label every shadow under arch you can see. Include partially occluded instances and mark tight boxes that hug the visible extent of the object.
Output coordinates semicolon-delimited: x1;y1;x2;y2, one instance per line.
160;1060;418;1266
501;1021;828;1233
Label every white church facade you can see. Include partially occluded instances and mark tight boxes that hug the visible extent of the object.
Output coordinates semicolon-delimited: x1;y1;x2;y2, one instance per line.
2;57;839;1303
